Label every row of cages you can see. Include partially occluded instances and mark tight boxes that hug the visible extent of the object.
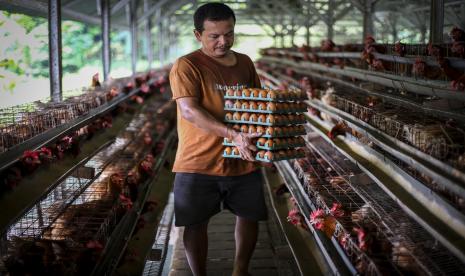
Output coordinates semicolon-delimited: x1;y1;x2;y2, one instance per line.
260;27;465;89
0;70;169;155
287;142;465;276
0;96;176;275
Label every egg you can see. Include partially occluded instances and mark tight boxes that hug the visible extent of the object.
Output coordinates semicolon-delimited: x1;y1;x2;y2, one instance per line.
242;89;251;97
298;125;305;133
225;112;233;120
299;102;306;110
286;149;294;157
241;112;250;121
297;136;305;145
233;112;241;121
257;138;267;146
251;89;260;98
256;126;266;134
267;90;277;100
248;125;257;133
249;113;258;122
259;90;268;98
232;147;240;155
233;124;241;131
297;148;305;157
241;101;250;110
258;114;266;123
265;126;274;136
267;102;277;111
273;138;281;146
278;150;287;158
288;90;297;100
234;100;242;109
287;114;295;122
298;114;305;122
258;102;267;110
257;150;266;158
281;103;289;112
265;139;274;148
249;101;258;110
240;125;249;133
225;100;234;108
274;126;282;135
275;103;282;112
226;89;235;96
235;89;242;97
295;90;303;99
285;137;293;146
224;147;232;155
280;90;289;100
265;151;274;161
277;115;285;124
266;114;276;124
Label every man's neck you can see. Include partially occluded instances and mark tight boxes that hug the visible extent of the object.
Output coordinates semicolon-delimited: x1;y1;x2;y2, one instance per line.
201;49;236;66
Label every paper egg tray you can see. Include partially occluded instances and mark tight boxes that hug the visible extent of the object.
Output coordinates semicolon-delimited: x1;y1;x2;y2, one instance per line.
223;137;305;150
223;95;305;102
225;125;307;137
223;147;306;162
224;107;307;114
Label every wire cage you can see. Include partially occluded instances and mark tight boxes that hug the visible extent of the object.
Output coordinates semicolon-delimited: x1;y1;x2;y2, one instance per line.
293;145;465;275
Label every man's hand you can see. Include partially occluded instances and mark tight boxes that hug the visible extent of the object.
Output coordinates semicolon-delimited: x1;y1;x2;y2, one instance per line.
231;131;262;161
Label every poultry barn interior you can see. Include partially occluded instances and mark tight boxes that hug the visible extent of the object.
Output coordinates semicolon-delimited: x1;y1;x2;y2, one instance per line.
0;0;465;275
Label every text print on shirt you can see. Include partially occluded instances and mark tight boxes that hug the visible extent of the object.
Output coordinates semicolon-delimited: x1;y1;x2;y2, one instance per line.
215;83;247;92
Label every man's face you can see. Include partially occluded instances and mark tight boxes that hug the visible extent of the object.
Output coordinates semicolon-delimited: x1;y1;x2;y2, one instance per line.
194;18;235;58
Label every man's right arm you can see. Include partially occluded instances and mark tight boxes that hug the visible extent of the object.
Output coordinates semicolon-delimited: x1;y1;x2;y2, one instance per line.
176;97;261;161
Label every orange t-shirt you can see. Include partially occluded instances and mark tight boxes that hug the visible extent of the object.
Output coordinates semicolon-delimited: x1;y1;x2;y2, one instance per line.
170;49;261;176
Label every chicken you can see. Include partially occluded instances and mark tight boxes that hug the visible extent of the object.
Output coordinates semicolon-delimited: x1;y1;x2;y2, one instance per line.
328;122;348;140
321;39;336;51
138;159;153;179
287;209;308;230
353;226;372;252
143;132;152;145
125;171;140;202
123;81;134;93
141;200;158;214
412;58;426;77
38;147;53;164
329;202;345;218
451;41;465;58
371;59;385;71
450;26;465;42
91;73;101;88
394;41;406;57
20;150;41;174
108;173;124;198
75;240;104;276
2;166;22;190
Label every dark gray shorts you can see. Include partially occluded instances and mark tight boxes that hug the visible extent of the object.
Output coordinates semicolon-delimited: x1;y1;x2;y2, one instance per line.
173;170;268;226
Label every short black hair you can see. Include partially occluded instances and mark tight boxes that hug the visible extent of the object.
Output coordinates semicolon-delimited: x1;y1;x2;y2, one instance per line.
193;2;236;33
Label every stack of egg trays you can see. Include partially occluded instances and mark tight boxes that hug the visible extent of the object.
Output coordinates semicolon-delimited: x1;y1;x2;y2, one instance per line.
222;88;307;162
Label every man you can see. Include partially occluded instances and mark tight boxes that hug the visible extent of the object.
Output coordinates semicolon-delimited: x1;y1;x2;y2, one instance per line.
169;2;268;276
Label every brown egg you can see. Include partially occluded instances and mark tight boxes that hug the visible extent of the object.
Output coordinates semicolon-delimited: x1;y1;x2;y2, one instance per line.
232;124;241;131
267;90;277;100
278;150;287;158
274;126;282;135
297;136;305;145
273;138;281;146
232;147;240;155
242;89;251;97
257;137;267;146
258;102;267;110
280;90;289;100
281;103;289;112
224;137;232;143
294;90;303;99
256;126;266;134
235;89;242;97
240;125;248;133
298;125;305;133
234;100;242;109
286;149;294;157
265;139;274;148
267;102;277;111
258;114;267;123
275;103;282;112
226;89;235;96
277;115;285;124
299;102;306;110
241;101;250;110
249;113;258;122
249;101;258;110
257;150;266;158
297;148;305;157
233;112;241;121
248;125;257;133
266;114;276;124
251;89;260;98
225;100;234;108
241;112;250;121
259;90;268;98
265;126;274;136
265;151;274;161
225;112;233;120
287;114;295;122
224;147;232;155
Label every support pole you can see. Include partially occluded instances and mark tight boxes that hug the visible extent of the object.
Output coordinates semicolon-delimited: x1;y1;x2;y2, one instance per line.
158;17;164;65
362;0;375;39
101;0;111;81
48;0;62;102
144;0;153;69
129;0;137;75
429;0;444;43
